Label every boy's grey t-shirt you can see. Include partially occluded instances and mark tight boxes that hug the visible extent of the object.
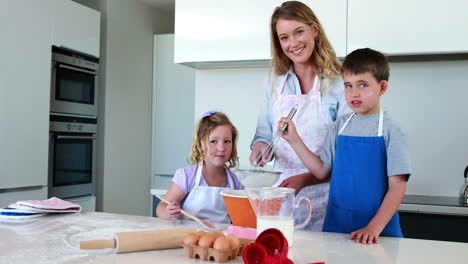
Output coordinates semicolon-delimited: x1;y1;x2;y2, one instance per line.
319;111;411;178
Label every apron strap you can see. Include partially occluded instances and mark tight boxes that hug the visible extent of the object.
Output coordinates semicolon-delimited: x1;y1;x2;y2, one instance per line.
276;73;289;94
338;110;384;136
338;113;355;135
193;162;203;187
378;109;384;137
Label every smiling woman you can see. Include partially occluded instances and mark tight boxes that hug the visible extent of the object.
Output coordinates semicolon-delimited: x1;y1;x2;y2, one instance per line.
249;1;352;231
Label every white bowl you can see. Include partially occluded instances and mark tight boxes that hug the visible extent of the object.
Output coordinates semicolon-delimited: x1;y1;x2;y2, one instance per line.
234;169;282;187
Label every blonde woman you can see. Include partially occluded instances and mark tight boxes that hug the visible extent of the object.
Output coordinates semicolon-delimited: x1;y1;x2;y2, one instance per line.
249;1;351;230
157;111;243;223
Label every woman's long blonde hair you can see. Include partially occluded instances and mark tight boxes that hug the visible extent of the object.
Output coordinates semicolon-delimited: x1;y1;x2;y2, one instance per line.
270;1;341;94
188;112;239;168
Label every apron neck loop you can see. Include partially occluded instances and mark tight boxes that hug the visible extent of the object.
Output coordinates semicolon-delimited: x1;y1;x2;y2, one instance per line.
338;109;384;136
277;73;289;94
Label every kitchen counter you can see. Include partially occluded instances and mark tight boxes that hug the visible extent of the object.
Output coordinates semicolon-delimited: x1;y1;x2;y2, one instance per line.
399;195;468;216
1;212;468;264
150;188;468;217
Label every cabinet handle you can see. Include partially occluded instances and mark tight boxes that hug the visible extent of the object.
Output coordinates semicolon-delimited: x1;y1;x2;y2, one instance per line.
0;185;45;193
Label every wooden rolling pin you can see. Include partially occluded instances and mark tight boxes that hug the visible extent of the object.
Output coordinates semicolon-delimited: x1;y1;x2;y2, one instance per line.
80;227;196;253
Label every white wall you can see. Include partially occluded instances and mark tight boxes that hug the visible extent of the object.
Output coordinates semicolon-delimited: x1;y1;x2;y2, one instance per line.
195;60;468;197
74;0;173;216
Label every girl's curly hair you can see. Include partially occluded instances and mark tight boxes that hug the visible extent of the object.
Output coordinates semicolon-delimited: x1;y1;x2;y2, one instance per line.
188;112;239;168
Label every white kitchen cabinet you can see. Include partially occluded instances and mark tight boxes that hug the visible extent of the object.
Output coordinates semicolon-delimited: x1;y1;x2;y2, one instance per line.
348;0;468;55
52;0;100;57
152;34;195;176
0;0;52;201
174;0;347;66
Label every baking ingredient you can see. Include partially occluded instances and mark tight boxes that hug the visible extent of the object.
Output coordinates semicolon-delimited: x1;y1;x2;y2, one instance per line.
225;234;240;249
213;236;231;251
256;216;294;247
183;234;200;245
198;233;218;248
195;230;206;237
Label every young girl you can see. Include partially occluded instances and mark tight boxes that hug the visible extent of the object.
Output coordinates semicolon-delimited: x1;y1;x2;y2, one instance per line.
156;111;244;223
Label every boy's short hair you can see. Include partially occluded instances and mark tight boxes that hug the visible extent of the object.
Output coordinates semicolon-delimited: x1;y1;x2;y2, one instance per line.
341;48;389;82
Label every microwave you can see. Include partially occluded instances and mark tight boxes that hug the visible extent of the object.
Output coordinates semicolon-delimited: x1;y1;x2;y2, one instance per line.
50;46;99;117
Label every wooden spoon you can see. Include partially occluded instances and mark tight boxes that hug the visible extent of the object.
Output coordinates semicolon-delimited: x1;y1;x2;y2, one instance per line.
155;194;221;231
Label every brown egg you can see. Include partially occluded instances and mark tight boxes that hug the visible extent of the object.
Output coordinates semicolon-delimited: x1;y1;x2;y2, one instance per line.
225;234;240;249
198;233;217;248
213;236;231;251
195;230;206;237
183;233;200;245
210;231;224;238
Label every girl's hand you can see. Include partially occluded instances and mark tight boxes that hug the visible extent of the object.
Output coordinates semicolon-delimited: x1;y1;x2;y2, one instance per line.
350;226;380;244
163;202;182;220
278;117;300;144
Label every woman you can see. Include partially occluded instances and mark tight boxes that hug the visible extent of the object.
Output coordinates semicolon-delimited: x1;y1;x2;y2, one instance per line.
249;1;351;231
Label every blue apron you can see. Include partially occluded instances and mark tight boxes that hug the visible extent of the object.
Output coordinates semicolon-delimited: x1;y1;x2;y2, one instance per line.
322;111;403;237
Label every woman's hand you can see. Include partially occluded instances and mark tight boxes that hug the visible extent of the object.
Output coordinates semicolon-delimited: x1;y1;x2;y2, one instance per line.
350;226;380;244
278;172;330;193
249;141;270;167
278;117;300;144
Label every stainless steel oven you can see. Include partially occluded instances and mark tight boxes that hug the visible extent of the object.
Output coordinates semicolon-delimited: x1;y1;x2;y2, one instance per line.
50;46;99;117
48;114;96;199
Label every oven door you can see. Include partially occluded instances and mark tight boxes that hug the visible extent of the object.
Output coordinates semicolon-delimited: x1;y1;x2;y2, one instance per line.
50;62;98;116
48;132;96;198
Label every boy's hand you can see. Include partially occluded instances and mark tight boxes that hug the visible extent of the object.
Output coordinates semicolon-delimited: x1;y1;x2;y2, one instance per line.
278;117;300;144
164;202;182;219
350;226;380;244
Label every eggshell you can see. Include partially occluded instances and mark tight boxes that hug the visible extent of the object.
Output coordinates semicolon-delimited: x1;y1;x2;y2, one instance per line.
225;234;240;249
195;230;206;237
198;233;217;248
213;236;231;251
183;233;200;245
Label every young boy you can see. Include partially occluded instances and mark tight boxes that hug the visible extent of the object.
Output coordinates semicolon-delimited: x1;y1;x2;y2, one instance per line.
279;48;411;244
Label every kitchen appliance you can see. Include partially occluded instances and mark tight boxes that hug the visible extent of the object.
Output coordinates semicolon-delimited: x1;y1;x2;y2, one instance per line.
48;114;97;199
50;46;99;117
460;166;468;206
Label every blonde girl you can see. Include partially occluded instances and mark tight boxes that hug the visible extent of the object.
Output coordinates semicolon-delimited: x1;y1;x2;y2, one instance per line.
156;111;243;223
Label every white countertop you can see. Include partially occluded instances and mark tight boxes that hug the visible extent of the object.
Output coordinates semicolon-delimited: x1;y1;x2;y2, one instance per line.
1;212;468;264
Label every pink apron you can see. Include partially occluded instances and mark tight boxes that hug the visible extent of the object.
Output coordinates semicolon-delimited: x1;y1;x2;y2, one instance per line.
271;73;330;231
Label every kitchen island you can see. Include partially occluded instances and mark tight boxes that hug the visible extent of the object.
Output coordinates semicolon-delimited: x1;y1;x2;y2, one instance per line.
1;212;467;264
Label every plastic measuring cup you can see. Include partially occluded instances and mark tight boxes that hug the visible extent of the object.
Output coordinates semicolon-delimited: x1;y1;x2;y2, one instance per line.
246;187;312;247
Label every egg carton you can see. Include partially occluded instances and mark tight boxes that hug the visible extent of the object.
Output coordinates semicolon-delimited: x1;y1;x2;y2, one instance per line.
238;238;255;256
182;244;239;263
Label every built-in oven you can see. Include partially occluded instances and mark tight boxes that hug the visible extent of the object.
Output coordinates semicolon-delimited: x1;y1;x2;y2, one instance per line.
48;114;97;199
50;46;99;117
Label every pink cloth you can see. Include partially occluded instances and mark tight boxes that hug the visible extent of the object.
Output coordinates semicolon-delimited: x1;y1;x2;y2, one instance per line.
10;197;81;212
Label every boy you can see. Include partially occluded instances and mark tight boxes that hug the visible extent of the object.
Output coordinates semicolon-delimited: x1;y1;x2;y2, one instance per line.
279;48;411;244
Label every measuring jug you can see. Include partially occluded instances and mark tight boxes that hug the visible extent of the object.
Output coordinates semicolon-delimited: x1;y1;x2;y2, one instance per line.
246;187;312;247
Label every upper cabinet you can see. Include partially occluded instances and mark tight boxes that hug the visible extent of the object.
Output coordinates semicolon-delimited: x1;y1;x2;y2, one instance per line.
347;0;468;55
52;0;101;57
174;0;347;66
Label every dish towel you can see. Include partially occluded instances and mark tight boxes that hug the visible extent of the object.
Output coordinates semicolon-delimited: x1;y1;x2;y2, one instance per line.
0;197;81;222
